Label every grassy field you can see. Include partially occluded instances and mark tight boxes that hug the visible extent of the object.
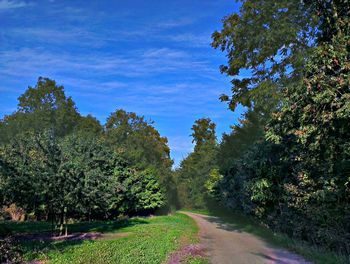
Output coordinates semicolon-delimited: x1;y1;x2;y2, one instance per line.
0;213;208;264
183;208;349;264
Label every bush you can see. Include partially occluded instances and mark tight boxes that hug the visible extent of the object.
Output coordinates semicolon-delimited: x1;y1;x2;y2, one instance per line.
0;237;23;264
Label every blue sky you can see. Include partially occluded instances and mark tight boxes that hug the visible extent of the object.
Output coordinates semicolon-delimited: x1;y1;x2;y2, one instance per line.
0;0;243;166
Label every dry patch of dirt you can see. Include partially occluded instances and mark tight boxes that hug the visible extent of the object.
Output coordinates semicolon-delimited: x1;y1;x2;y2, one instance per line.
167;244;206;264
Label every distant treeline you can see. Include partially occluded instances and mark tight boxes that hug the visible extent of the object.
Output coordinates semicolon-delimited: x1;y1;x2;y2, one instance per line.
175;0;350;254
0;78;176;234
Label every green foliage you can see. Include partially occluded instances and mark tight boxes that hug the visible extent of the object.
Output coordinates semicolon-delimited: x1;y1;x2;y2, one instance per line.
105;109;172;170
212;0;318;111
105;109;175;210
0;131;123;226
76;114;103;136
209;0;350;255
0;78;170;226
16;77;80;137
217;109;265;173
113;167;165;215
187;206;350;264
264;2;350;252
205;168;223;197
191;118;216;151
0;78;102;144
176;118;218;209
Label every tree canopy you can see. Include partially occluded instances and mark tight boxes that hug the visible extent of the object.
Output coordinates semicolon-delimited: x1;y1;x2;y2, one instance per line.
176;0;350;255
0;78;172;234
212;0;318;111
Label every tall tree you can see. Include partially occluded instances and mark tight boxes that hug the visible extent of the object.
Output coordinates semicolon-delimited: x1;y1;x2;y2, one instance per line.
105;109;172;169
105;109;174;210
212;0;350;253
191;118;216;151
265;0;350;251
212;0;318;111
176;118;218;208
16;77;80;137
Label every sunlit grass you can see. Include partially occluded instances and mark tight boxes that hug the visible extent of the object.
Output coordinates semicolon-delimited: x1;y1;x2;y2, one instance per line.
1;213;208;264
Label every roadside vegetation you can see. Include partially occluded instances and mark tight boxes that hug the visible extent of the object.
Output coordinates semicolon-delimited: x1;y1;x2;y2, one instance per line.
176;1;350;263
183;207;349;264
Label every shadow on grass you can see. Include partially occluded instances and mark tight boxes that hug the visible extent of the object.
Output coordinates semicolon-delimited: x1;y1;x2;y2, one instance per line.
19;238;88;261
0;218;148;237
1;218;149;261
68;218;148;233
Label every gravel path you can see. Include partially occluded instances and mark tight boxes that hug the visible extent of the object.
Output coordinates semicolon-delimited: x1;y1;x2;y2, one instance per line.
182;212;313;264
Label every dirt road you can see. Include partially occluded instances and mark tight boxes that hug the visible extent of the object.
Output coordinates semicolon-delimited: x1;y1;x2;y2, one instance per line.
183;212;313;264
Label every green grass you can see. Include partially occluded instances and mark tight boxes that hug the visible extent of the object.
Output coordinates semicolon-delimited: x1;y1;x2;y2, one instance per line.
1;213;208;264
181;209;211;216
182;208;349;264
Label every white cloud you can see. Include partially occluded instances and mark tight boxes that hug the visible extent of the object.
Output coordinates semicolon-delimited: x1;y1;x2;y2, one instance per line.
168;136;193;153
168;33;211;47
0;47;217;79
0;0;30;10
157;18;195;29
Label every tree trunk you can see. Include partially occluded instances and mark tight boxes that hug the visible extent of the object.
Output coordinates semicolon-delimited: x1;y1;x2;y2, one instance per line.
64;209;67;237
59;209;64;236
50;205;54;236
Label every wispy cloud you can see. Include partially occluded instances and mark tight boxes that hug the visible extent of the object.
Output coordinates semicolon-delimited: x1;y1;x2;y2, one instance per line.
168;136;194;152
0;0;239;166
168;33;211;47
6;27;105;47
0;0;30;10
0;47;217;79
157;17;195;29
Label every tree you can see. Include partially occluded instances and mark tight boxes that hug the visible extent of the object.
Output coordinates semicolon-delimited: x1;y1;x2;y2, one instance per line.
176;118;218;208
113;167;165;215
218;109;265;173
212;0;318;111
105;109;172;169
105;109;175;210
0;132;42;214
58;133;119;221
212;0;350;253
0;78;103;145
0;77;176;228
76;114;103;136
16;77;80;137
191;118;216;151
265;0;350;251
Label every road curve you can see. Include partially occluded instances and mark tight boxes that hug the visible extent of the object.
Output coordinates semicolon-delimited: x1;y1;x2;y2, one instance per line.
182;212;313;264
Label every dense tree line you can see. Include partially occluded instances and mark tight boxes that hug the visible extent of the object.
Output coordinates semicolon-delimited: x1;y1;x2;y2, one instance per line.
175;118;218;209
0;78;172;234
176;0;350;254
